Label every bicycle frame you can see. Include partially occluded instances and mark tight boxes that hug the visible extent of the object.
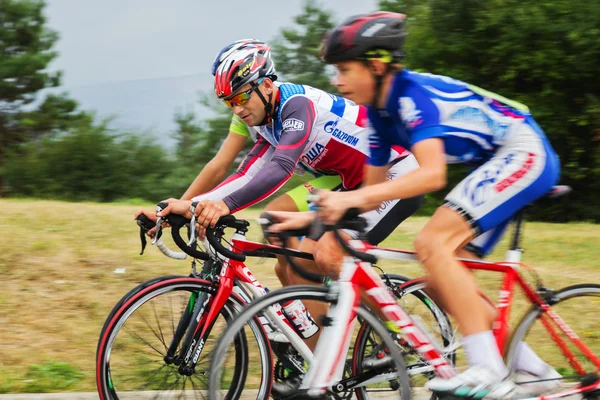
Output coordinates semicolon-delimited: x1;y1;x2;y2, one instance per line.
180;231;315;373
302;239;600;397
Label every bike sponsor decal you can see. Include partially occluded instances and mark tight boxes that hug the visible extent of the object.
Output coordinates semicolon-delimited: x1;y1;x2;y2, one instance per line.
184;338;196;363
192;338;205;364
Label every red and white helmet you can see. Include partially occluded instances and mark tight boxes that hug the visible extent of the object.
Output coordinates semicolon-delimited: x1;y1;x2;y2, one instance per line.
213;39;277;99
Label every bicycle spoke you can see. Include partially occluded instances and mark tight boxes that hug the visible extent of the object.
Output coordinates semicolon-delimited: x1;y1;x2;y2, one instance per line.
151;299;168;353
169;292;177;337
124;325;166;358
100;283;251;399
138;308;168;351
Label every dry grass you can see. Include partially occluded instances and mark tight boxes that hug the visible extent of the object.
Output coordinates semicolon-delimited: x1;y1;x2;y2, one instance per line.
0;199;598;392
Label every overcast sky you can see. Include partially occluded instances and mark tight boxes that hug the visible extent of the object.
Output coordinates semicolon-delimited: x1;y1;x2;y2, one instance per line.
45;0;378;89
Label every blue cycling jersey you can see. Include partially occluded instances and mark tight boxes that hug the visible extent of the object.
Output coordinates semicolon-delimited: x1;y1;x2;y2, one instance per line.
367;69;536;166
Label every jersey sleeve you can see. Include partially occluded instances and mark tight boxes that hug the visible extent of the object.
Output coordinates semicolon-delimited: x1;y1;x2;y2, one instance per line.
222;96;316;213
229;114;250;137
191;136;273;203
400;85;445;146
366;108;393;167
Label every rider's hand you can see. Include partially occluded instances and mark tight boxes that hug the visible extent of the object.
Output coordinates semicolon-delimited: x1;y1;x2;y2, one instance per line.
315;191;364;225
263;211;315;232
193;200;230;229
156;199;193;219
134;209;159;238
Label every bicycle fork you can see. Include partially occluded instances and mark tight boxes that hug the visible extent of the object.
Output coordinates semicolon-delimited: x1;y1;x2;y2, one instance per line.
301;277;360;395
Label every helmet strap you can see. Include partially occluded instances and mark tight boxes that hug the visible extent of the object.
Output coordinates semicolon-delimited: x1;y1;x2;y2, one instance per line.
255;88;274;125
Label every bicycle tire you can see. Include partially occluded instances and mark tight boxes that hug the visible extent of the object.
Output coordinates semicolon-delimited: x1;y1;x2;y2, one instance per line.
96;276;272;400
208;285;412;399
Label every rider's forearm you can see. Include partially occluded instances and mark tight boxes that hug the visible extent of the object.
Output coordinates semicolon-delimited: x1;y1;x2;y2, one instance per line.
359;166;446;210
222;155;296;213
180;160;227;200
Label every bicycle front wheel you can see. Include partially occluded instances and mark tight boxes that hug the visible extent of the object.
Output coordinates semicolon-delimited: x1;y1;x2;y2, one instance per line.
505;284;600;396
208;285;412;400
96;276;271;400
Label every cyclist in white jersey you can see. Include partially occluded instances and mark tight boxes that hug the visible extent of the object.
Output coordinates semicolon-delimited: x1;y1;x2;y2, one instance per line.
157;41;423;375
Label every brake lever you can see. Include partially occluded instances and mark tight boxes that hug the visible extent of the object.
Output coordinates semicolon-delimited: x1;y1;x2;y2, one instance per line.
152;217;164;245
138;221;148;255
188;202;198;246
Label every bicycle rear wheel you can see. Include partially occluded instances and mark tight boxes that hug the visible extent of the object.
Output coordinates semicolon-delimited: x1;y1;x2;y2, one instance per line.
96;276;271;400
208;285;412;400
506;284;600;397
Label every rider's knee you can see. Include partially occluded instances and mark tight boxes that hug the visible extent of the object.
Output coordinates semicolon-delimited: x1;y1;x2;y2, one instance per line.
314;234;343;278
414;230;446;264
274;261;285;277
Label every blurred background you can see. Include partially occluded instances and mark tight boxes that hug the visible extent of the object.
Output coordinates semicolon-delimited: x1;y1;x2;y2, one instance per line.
1;0;599;395
2;0;599;219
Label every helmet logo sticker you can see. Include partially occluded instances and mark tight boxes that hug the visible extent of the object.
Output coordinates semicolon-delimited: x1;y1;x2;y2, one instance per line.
362;22;386;37
238;61;252;77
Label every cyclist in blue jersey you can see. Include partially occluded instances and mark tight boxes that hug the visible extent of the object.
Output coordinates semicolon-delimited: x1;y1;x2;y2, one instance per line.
272;11;562;399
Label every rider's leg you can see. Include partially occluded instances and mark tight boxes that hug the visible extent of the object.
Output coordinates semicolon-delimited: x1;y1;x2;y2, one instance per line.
314;231;390;323
264;193;300;287
424;121;561;396
284;237;329;351
423;247;497;328
414;206;509;377
267;176;344;288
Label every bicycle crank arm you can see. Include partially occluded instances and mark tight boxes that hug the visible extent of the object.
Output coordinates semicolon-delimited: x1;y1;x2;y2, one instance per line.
330;369;400;393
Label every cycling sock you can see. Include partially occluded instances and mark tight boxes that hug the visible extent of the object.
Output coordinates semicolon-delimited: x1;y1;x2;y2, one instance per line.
463;330;508;378
514;341;550;377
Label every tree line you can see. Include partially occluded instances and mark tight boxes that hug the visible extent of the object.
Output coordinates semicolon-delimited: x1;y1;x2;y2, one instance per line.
2;0;598;221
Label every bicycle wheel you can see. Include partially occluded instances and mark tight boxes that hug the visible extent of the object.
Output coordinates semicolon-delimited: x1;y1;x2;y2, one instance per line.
209;285;412;400
353;275;454;400
505;284;600;396
96;276;272;400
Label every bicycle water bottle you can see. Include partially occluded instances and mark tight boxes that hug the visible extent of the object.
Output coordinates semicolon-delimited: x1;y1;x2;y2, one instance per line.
282;300;320;338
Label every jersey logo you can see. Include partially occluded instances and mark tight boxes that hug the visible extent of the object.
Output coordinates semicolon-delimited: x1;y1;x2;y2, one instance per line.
324;118;359;146
449;107;509;140
302;142;328;166
399;97;423;129
282;118;305;131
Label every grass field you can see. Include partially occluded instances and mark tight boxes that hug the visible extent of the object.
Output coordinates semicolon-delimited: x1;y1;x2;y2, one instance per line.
0;199;598;393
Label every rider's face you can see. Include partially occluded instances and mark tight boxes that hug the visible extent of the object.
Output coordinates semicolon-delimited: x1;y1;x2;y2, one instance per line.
333;61;376;105
229;79;273;126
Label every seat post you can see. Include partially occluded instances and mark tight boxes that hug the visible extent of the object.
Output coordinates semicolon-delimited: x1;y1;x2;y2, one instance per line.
509;209;525;251
503;209;526;264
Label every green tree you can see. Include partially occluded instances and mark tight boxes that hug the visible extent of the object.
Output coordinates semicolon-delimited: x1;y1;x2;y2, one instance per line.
4;119;174;202
0;0;88;193
271;0;336;92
